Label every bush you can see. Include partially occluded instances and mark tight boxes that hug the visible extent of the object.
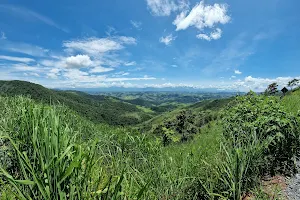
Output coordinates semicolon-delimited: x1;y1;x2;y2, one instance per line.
217;92;300;199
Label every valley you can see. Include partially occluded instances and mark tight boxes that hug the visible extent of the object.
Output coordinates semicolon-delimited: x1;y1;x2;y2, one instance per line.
1;80;300;199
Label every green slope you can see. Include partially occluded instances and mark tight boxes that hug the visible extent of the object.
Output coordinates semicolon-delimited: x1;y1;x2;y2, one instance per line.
0;80;154;126
281;88;300;115
139;97;233;133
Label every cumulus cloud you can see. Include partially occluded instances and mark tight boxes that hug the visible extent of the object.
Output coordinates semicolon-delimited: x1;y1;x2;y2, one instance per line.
159;34;176;45
0;55;35;63
64;55;93;68
238;76;300;91
234;70;242;74
173;1;230;31
210;28;222;40
196;33;211;41
63;36;136;56
40;55;94;69
173;1;229;39
197;28;224;41
40;35;138;76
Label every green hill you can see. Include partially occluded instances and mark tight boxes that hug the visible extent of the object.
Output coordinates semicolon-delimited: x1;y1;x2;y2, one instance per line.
138;97;233;134
0;80;154;126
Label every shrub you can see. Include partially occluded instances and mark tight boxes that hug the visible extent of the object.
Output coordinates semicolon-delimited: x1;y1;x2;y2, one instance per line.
218;92;300;199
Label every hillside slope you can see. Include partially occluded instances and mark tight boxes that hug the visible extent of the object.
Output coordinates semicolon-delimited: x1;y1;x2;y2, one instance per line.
138;97;233;133
0;80;153;125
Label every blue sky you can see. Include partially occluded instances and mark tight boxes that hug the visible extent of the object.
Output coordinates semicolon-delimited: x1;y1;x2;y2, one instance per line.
0;0;299;91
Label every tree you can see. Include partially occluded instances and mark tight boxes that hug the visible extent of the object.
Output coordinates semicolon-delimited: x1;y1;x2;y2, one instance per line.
287;79;299;90
265;82;278;95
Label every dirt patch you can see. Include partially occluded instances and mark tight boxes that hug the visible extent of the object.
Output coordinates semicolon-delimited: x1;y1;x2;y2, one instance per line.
262;175;287;199
242;176;288;200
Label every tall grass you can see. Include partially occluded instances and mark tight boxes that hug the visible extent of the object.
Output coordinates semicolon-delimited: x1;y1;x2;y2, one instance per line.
0;96;139;199
1;92;299;200
0;96;224;199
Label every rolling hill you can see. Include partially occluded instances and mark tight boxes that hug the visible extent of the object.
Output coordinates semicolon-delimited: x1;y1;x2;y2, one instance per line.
138;97;234;133
0;80;154;126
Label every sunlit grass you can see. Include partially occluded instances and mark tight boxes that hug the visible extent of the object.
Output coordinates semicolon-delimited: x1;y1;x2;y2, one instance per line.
1;92;299;199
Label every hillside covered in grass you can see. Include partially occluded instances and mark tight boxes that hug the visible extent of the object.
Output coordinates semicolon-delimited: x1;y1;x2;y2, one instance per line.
1;87;300;199
0;80;155;126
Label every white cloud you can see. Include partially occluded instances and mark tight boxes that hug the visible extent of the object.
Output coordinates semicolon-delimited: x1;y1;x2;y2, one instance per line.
196;33;211;41
234;70;242;74
130;20;142;29
1;31;6;40
173;1;229;39
63;36;136;56
124;61;136;66
64;55;93;68
210;28;222;40
12;64;41;72
171;64;178;67
173;1;230;31
231;75;236;78
105;76;156;82
47;68;61;79
63;69;98;82
238;76;300;91
0;55;35;63
159;34;176;45
146;0;179;16
89;66;114;73
41;54;115;70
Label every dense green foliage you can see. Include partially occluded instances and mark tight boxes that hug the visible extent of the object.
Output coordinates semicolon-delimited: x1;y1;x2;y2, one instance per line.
139;98;229;143
219;92;300;199
0;81;154;126
1;86;300;199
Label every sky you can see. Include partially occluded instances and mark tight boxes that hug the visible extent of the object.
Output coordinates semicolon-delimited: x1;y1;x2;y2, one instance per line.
0;0;299;92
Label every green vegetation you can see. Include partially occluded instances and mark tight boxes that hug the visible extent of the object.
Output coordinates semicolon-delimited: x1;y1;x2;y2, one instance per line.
0;96;223;199
1;82;300;199
103;91;236;113
139;98;230;141
0;80;154;126
219;92;300;198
